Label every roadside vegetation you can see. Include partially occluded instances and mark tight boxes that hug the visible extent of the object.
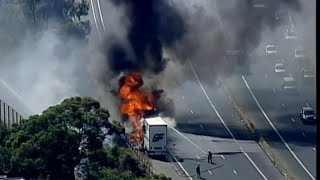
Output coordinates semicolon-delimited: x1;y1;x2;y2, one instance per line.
0;97;170;180
0;0;91;56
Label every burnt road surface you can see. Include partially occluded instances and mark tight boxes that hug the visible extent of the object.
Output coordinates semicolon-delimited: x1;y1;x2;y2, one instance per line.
214;0;316;179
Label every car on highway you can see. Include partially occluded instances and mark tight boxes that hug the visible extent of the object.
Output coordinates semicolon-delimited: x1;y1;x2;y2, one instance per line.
294;47;305;59
300;107;316;124
284;27;297;40
281;77;297;93
274;63;287;75
265;44;277;55
301;67;315;83
251;0;266;8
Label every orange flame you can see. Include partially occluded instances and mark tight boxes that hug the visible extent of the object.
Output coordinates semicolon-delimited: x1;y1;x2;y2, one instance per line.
119;72;156;142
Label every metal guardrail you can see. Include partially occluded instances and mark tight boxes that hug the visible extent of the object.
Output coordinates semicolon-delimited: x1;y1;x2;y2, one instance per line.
0;99;23;127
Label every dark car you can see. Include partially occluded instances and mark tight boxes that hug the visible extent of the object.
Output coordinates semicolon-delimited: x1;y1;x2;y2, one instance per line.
300;107;316;124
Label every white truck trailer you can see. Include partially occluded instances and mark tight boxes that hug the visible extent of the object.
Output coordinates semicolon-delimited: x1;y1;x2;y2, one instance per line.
141;116;167;157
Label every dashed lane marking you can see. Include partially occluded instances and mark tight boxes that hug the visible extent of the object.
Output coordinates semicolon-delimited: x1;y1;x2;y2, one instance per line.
313;147;316;151
273;88;276;93
200;124;204;129
291;118;295;122
281;104;285;108
208;170;212;175
196;155;200;159
233;169;238;175
190;110;194;114
265;73;268;78
182;95;185;100
221;155;225;159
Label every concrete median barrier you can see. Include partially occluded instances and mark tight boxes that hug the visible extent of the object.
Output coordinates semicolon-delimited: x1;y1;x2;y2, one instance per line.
218;78;295;180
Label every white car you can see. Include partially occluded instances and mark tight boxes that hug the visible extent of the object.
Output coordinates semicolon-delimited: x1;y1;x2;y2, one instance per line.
275;63;286;74
294;47;305;59
252;0;266;8
284;28;297;40
266;45;277;55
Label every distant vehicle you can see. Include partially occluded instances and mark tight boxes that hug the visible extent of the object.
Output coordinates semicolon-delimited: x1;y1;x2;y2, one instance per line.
300;107;316;124
274;63;287;75
301;68;315;83
142;116;167;157
284;27;297;40
266;45;277;55
252;0;266;8
281;77;297;93
275;9;288;21
294;47;305;59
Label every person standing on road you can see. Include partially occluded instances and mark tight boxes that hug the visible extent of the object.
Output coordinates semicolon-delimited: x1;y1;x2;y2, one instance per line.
207;150;213;164
196;163;201;179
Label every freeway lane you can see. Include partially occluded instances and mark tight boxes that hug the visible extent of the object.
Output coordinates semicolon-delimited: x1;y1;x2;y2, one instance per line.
164;64;285;180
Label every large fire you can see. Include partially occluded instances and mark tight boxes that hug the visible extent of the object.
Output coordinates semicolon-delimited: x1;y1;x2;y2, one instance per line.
119;72;156;142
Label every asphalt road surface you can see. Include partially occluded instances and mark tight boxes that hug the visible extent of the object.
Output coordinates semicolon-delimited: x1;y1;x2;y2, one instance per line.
164;64;285;180
213;0;316;179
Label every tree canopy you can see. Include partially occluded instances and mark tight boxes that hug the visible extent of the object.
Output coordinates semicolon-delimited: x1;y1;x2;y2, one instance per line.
0;97;170;180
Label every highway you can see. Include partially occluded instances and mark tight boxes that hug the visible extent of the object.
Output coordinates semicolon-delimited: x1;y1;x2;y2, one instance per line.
89;0;289;179
213;0;316;179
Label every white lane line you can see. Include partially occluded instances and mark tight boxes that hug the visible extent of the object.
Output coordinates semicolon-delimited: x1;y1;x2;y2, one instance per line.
272;88;276;93
96;0;106;32
233;169;238;175
190;62;268;180
190;110;194;114
90;0;101;40
196;155;200;159
182;95;185;100
291;118;295;122
288;10;295;29
281;104;285;108
221;155;225;159
242;76;315;180
208;170;213;175
265;73;268;78
200;124;204;129
313;147;316;151
168;149;193;180
306;103;310;107
169;126;206;154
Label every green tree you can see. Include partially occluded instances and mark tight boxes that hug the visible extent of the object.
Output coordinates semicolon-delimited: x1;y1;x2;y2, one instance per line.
4;97;119;179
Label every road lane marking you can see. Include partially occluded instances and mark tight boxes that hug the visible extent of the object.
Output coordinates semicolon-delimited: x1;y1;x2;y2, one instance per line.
281;104;285;108
265;73;268;78
313;147;316;151
190;62;267;180
96;0;106;32
242;75;315;180
190;110;194;114
306;103;310;107
302;132;306;137
200;124;204;129
272;88;276;93
182;95;185;100
288;10;295;29
221;155;225;159
291;118;295;122
233;169;238;175
196;155;200;159
208;170;212;175
168;149;193;180
90;0;101;40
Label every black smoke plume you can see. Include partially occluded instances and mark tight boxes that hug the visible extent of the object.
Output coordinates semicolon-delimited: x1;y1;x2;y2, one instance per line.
106;0;186;75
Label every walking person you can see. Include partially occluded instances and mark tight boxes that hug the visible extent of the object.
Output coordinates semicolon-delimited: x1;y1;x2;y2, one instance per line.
196;163;201;179
207;149;213;164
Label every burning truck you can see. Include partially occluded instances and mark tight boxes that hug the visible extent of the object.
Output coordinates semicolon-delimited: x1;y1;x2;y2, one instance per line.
118;72;168;157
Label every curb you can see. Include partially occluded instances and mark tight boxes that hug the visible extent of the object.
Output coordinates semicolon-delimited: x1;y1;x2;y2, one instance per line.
218;78;295;180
